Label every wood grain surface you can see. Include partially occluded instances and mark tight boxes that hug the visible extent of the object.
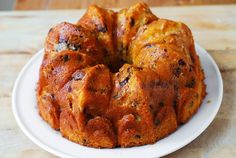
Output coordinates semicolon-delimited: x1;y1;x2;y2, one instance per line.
14;0;236;10
0;4;236;158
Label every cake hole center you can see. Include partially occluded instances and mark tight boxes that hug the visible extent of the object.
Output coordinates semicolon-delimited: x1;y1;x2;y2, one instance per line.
108;58;129;73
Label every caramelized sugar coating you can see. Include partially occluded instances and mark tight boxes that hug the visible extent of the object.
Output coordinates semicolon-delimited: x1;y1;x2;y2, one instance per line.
37;22;104;129
116;2;158;61
78;5;118;69
107;64;177;147
129;19;206;123
58;65;116;148
37;2;206;148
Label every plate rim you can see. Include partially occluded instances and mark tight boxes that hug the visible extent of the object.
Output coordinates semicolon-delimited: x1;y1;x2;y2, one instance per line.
12;43;223;158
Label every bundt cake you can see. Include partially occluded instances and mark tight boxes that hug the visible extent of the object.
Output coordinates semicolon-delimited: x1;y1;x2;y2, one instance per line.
37;2;206;148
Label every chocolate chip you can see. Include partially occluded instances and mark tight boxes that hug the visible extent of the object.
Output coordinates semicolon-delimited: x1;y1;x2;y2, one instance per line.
127;67;131;73
97;24;107;33
119;44;128;53
163;48;167;52
69;100;72;109
119;77;129;87
154;118;160;126
173;67;181;77
136;67;143;71
189;101;194;107
99;88;107;94
174;84;179;92
173;100;177;109
68;86;72;92
63;55;70;62
134;134;141;139
145;44;154;48
130;17;135;27
50;94;55;100
73;71;85;81
82;139;87;145
189;65;194;72
149;104;154;110
186;78;195;88
98;27;107;33
159;101;164;107
50;67;54;71
112;93;120;99
42;95;47;100
178;59;186;66
131;100;139;108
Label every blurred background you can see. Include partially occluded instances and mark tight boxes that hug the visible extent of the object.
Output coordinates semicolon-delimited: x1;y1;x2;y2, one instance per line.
1;0;236;10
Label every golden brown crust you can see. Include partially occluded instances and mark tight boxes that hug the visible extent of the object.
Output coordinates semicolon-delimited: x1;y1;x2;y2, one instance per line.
37;2;206;148
108;65;177;147
58;65;116;148
37;22;105;129
78;5;119;69
129;19;206;123
116;2;158;61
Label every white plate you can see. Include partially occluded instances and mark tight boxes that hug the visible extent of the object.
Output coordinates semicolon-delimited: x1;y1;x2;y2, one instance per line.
12;43;223;158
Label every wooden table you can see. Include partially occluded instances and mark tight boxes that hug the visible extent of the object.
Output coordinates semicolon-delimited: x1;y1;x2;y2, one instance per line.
0;4;236;158
14;0;236;10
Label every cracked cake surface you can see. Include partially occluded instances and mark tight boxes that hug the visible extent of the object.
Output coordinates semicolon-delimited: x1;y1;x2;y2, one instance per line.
37;2;206;148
